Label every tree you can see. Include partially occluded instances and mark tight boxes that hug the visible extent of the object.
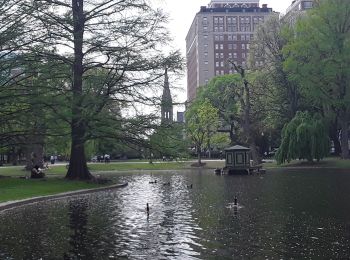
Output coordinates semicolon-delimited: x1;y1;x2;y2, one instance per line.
249;15;302;121
150;124;187;160
228;62;263;165
196;75;239;144
10;0;183;179
196;71;269;164
284;0;350;159
186;99;219;165
276;111;330;164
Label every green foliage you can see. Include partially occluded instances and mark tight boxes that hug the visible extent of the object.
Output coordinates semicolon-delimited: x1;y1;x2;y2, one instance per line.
197;74;240;123
210;133;231;150
283;0;350;159
150;124;188;159
276;111;330;164
284;0;350;107
186;99;220;161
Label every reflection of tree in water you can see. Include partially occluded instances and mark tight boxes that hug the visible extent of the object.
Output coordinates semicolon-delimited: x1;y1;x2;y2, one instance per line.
64;199;93;260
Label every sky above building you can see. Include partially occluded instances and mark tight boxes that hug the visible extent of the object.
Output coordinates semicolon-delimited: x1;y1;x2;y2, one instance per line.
153;0;292;102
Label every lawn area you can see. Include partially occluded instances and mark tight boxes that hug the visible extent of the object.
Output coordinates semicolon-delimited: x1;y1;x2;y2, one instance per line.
0;177;101;203
263;157;350;169
0;161;192;178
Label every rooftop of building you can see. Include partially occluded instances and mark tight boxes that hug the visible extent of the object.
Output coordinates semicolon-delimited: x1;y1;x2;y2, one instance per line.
209;0;259;5
286;0;314;14
199;5;273;13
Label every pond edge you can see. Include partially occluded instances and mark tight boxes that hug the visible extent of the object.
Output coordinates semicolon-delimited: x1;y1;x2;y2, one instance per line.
0;182;128;212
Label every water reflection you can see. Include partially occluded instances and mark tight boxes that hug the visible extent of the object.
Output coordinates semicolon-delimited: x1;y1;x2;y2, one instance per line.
0;169;350;259
64;199;90;260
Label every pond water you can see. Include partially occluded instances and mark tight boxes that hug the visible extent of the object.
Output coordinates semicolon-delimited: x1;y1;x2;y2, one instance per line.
1;168;350;259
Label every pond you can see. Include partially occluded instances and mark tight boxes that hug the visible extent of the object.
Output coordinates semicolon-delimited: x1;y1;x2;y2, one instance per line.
1;168;350;259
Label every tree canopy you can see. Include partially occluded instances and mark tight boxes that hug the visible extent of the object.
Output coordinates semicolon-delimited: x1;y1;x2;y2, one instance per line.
284;0;350;159
276;111;330;164
0;0;184;178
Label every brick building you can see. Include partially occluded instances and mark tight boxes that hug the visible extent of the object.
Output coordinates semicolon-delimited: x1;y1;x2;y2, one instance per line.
186;0;275;101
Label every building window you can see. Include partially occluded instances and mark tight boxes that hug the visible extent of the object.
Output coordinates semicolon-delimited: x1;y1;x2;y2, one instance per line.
304;1;313;9
204;52;208;57
242;53;246;58
216;61;219;67
215;44;219;50
228;44;233;50
220;61;224;67
215;53;219;59
233;44;237;49
203;26;208;31
227;16;238;32
203;17;208;24
233;53;237;58
205;61;209;65
220;53;224;59
220;44;223;50
242;44;245;49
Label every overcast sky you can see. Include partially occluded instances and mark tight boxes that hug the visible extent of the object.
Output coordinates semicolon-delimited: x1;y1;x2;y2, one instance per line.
153;0;293;103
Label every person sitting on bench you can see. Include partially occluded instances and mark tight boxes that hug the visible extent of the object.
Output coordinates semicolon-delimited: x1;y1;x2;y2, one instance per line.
31;165;45;179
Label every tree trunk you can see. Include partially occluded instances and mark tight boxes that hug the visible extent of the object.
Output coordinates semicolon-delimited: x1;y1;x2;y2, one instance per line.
25;143;44;170
66;0;92;180
242;79;260;165
329;122;341;156
25;131;45;170
197;146;202;165
249;143;260;166
207;139;211;159
339;115;349;159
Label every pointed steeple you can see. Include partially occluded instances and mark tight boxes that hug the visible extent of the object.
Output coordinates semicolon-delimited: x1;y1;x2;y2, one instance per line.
161;68;173;124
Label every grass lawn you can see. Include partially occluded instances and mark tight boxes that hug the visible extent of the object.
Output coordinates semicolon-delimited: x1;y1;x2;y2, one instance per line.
0;161;193;178
0;177;101;203
263;157;350;169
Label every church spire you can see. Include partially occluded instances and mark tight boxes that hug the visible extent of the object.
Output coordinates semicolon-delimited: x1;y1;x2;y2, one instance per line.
161;68;173;124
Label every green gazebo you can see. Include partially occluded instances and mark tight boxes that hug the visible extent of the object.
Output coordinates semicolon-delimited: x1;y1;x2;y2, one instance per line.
224;145;251;174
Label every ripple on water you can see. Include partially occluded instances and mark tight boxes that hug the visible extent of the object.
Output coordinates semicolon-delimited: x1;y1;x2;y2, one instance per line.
1;169;350;259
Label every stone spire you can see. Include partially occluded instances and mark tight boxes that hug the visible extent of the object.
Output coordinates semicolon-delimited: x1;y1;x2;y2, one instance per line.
161;68;173;124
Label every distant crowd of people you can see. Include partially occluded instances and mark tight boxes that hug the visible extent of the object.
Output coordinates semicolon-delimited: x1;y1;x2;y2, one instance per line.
94;154;110;163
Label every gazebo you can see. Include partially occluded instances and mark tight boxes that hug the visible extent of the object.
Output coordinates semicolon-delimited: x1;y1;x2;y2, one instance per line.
223;145;251;174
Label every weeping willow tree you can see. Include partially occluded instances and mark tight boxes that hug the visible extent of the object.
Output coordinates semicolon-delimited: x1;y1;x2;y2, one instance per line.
276;111;330;164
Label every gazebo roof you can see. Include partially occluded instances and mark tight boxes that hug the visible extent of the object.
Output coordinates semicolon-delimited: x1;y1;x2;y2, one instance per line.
224;145;250;151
